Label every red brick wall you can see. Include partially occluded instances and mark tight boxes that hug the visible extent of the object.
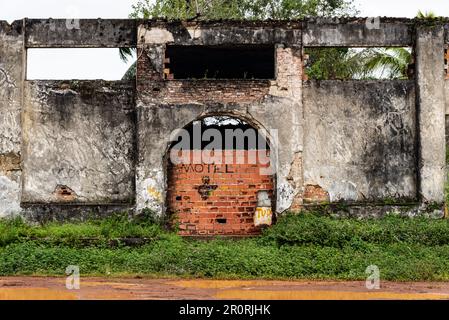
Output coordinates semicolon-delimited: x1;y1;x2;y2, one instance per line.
167;150;274;236
136;47;272;104
143;80;271;105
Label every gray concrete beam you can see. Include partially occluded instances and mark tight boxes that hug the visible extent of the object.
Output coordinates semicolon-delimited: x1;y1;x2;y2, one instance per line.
137;22;302;46
416;26;446;203
25;19;136;48
303;18;413;47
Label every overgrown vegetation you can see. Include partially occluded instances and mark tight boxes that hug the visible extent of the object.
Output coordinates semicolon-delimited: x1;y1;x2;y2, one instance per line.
121;0;359;79
130;0;358;20
2;213;449;281
305;47;412;80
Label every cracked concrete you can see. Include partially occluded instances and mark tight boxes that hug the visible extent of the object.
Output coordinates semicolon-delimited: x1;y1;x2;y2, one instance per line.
0;18;448;221
21;81;136;205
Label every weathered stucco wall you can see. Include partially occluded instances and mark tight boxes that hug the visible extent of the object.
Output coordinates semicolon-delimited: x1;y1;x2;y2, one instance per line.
25;19;136;48
445;81;449;115
0;21;23;217
302;17;412;47
415;26;446;204
0;18;447;222
21;81;136;206
135;22;304;214
303;81;417;202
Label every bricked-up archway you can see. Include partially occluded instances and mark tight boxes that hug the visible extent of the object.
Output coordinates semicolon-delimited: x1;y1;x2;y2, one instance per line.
166;116;275;236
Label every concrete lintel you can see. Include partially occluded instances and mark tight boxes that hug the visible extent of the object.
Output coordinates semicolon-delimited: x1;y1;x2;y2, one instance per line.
137;23;302;46
25;19;137;48
303;19;413;47
416;26;446;203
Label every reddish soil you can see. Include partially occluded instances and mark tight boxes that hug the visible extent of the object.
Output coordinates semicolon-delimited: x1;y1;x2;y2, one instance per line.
1;277;449;300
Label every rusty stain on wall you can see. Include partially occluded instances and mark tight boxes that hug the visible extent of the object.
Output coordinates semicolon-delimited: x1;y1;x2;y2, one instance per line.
53;185;77;202
0;152;20;178
303;185;330;204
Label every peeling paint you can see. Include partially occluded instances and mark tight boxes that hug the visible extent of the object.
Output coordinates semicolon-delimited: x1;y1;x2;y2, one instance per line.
139;171;165;213
0;176;21;217
138;26;174;44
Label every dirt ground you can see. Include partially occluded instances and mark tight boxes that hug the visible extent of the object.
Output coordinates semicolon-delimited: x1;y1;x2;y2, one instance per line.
1;277;449;300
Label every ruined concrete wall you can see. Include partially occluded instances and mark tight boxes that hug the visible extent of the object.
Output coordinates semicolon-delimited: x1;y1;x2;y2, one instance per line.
445;81;449;115
135;22;303;215
416;26;446;204
303;17;413;47
25;19;136;48
445;81;449;151
21;81;136;206
0;21;23;217
303;81;417;202
0;18;448;223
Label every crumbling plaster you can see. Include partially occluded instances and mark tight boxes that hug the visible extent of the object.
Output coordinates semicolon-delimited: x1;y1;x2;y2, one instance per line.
0;18;447;220
21;81;136;206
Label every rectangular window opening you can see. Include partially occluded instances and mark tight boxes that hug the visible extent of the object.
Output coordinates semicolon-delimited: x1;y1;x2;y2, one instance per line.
304;47;414;80
26;48;136;80
164;45;275;80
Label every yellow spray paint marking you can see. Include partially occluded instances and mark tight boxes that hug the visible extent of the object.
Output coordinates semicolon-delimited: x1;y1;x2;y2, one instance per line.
254;207;272;226
214;289;449;300
147;186;162;202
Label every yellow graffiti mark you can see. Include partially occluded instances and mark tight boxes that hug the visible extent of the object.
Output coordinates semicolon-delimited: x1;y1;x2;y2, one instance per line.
254;207;272;226
147;186;162;202
255;207;271;219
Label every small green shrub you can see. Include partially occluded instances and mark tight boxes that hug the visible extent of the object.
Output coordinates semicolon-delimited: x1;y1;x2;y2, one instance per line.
260;212;449;247
2;212;449;280
0;213;168;247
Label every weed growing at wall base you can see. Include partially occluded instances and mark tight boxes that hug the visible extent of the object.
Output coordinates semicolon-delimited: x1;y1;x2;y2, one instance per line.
2;213;449;281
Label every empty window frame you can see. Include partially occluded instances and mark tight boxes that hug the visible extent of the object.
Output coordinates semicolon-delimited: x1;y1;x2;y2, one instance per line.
164;45;275;80
26;48;136;80
303;47;414;80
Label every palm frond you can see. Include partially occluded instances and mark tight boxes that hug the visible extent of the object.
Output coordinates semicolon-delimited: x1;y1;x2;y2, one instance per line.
356;48;411;79
416;10;436;19
119;47;135;63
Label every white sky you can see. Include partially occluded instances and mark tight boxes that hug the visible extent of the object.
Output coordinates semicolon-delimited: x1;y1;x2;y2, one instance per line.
1;0;448;80
355;0;449;18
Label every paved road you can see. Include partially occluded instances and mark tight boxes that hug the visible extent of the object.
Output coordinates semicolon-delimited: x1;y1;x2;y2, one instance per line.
1;277;449;300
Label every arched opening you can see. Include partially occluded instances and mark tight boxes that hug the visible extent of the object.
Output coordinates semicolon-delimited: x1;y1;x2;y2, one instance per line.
166;115;275;236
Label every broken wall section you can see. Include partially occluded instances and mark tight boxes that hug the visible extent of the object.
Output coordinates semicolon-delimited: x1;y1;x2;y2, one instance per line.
303;80;417;203
21;81;136;210
0;20;24;217
135;21;304;215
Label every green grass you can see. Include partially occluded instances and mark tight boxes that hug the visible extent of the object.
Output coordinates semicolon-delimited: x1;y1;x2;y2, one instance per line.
0;213;166;247
2;213;449;280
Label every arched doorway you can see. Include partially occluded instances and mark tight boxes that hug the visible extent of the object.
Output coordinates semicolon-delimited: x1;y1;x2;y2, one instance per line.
166;116;275;236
